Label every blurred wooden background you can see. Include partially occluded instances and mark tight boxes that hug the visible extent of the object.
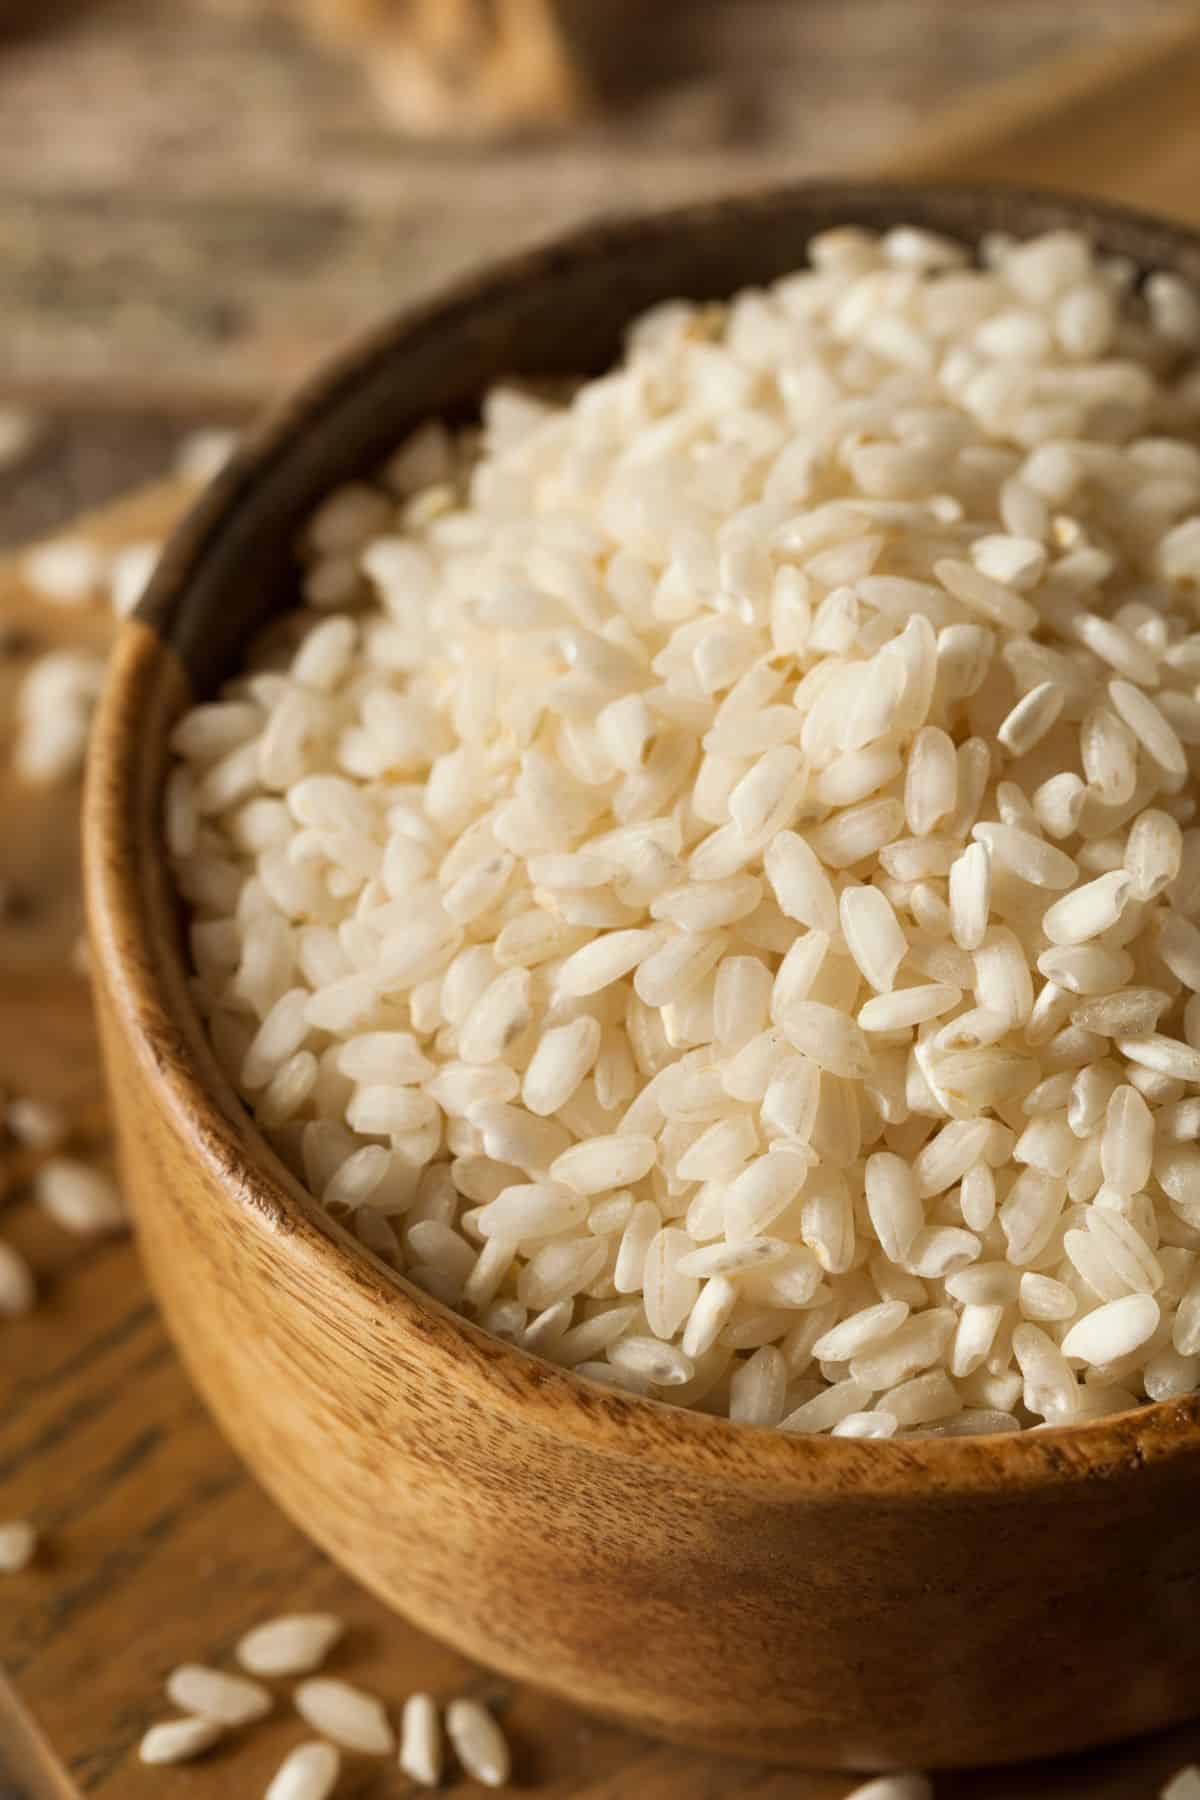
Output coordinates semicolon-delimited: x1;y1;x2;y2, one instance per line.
0;0;1184;544
5;5;1200;1797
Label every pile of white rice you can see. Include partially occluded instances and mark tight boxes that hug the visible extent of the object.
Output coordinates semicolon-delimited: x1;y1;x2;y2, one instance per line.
168;223;1200;1438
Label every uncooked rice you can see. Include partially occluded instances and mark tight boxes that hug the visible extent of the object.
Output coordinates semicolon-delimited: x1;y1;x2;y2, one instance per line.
6;1095;67;1149
845;1777;934;1800
0;1520;36;1572
14;650;106;786
138;1716;225;1765
34;1158;125;1235
292;1676;395;1755
400;1691;443;1787
445;1697;511;1788
165;1663;272;1726
170;224;1200;1436
21;537;106;607
235;1612;344;1677
125;1640;505;1791
265;1741;341;1800
175;427;239;488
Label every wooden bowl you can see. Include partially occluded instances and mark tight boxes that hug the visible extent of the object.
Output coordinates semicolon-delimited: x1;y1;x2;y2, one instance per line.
83;183;1200;1773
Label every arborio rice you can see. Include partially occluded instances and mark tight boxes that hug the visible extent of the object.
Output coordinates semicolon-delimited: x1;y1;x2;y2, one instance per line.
169;223;1200;1438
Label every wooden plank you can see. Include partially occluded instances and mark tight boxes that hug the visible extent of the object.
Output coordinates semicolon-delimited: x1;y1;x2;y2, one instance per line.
5;14;1200;1798
891;7;1200;223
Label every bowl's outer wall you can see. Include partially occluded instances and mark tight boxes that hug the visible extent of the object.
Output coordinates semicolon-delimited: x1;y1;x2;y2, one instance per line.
87;184;1200;1769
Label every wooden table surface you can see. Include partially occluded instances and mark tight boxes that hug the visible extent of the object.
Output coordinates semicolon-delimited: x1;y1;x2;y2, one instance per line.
4;7;1200;1796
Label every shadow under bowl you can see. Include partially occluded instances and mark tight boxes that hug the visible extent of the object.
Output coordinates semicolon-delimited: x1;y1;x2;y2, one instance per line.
83;180;1200;1772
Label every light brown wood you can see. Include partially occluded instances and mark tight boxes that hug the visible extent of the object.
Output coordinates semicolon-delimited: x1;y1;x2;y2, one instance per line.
891;7;1200;221
81;186;1200;1778
7;17;1200;1797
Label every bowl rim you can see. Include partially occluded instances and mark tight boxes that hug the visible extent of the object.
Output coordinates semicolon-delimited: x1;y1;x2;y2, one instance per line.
85;177;1200;1498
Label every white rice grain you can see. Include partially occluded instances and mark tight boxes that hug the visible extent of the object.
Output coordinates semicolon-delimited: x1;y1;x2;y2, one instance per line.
1042;872;1131;946
1061;1294;1160;1365
34;1159;124;1235
1108;679;1187;778
864;1154;923;1264
948;842;991;950
138;1718;225;1765
265;1742;341;1800
839;886;907;994
764;831;839;931
0;1521;37;1572
1100;1085;1155;1195
445;1698;511;1788
1161;1768;1200;1800
6;1096;68;1148
997;681;1065;757
165;1664;272;1726
22;537;104;606
0;1241;35;1318
399;1692;442;1786
293;1677;395;1755
236;1613;344;1677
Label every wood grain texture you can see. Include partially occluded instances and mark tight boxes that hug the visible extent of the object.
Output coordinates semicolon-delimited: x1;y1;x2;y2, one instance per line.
4;12;1200;1798
892;7;1200;217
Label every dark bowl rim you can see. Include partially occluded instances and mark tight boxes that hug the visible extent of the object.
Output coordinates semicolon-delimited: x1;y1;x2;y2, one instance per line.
85;177;1200;1497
